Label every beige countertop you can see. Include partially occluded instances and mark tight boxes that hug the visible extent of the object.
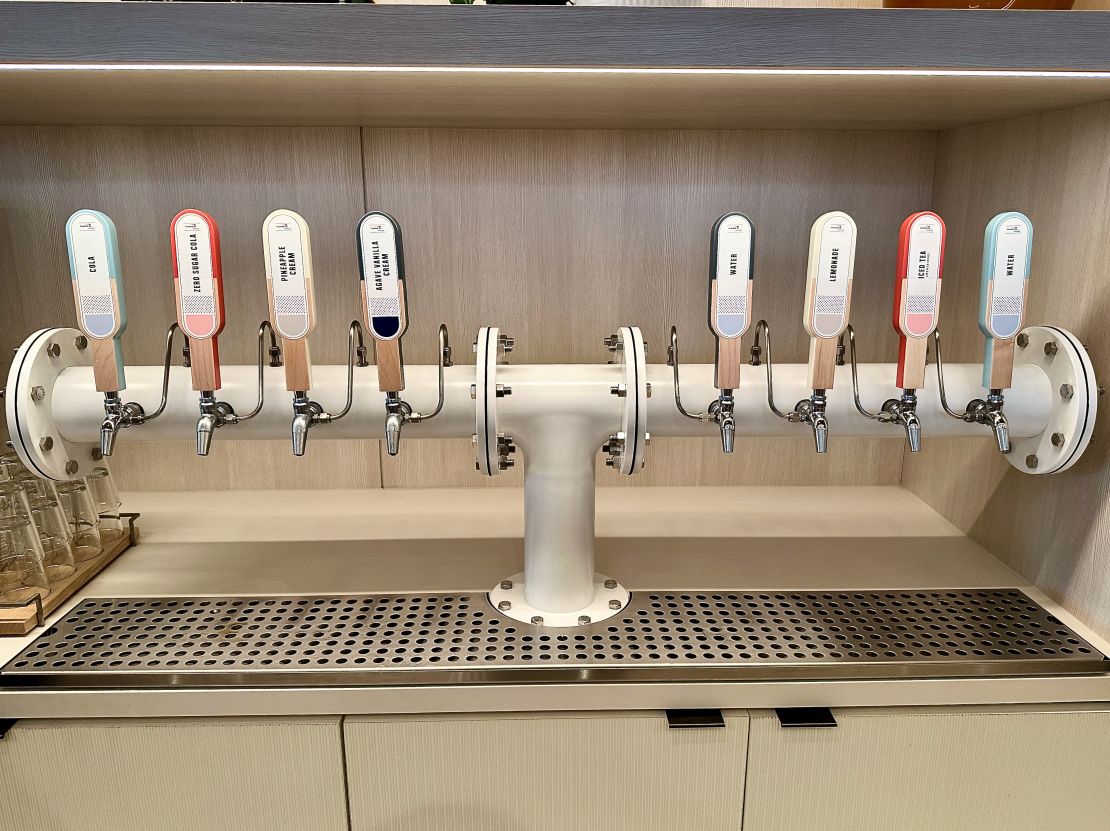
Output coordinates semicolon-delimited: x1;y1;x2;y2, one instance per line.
2;486;1108;718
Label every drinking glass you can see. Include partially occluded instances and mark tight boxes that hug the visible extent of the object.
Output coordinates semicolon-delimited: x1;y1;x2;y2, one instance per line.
0;451;25;483
0;515;49;603
29;495;77;583
55;481;103;563
85;466;125;542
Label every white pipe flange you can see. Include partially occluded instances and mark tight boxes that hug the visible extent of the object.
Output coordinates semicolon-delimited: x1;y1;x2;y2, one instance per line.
489;572;630;628
6;328;99;481
473;326;516;476
603;326;649;475
1008;325;1097;475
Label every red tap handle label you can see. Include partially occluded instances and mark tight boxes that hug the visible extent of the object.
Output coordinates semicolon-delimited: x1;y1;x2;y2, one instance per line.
171;209;225;390
893;211;945;390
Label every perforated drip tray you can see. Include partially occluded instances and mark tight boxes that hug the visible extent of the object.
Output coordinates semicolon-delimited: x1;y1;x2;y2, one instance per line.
3;590;1106;689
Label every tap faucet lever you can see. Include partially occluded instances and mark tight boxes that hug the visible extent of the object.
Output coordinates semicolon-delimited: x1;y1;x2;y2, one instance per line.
801;211;858;454
358;211;448;456
172;210;232;456
66;209;150;456
265;209;321;455
707;212;755;454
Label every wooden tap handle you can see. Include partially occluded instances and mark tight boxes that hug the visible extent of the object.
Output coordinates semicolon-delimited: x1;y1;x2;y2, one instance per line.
263;209;316;392
803;211;856;390
357;211;408;394
709;212;754;391
66;209;127;393
893;211;945;391
171;209;226;392
979;211;1032;391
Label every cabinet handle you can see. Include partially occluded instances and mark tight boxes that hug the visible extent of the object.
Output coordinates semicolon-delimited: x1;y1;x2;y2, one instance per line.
666;709;726;729
775;707;838;728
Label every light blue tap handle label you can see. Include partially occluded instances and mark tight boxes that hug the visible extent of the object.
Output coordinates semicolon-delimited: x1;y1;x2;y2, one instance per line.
65;209;127;387
979;211;1031;387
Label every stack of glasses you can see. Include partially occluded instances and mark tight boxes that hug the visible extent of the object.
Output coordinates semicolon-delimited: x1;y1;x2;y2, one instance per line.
0;452;125;605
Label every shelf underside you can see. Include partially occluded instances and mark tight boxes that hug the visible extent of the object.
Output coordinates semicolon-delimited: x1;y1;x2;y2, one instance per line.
4;589;1105;690
3;68;1109;130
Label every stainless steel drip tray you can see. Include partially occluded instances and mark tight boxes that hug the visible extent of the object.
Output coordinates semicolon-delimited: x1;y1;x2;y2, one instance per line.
3;590;1107;689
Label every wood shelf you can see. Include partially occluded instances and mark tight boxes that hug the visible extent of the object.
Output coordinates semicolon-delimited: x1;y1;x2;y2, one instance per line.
0;3;1108;129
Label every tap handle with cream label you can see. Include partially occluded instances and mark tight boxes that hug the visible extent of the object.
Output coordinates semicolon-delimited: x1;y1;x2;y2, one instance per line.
803;211;856;391
709;212;754;392
172;209;225;393
357;211;407;393
264;209;316;394
893;211;945;391
979;211;1031;391
66;209;127;393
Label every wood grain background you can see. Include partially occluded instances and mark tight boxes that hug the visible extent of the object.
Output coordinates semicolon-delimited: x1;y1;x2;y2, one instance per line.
1;125;934;490
902;100;1110;638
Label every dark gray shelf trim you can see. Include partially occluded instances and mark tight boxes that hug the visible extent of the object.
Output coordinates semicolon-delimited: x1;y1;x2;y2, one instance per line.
1;3;1109;71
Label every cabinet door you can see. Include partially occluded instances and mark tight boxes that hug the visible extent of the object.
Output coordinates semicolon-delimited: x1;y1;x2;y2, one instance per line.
0;717;348;831
345;710;748;831
744;706;1110;831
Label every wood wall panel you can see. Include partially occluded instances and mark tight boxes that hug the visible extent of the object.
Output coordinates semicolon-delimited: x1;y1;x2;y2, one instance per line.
2;125;933;490
0;125;377;490
364;127;935;487
902;100;1110;638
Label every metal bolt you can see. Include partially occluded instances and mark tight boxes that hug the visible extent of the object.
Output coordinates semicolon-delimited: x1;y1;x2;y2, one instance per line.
30;385;45;402
38;436;53;452
1016;333;1029;349
500;580;513;591
604;579;618;589
1026;454;1039;470
45;342;60;358
499;335;514;353
497;600;512;612
646;383;652;399
64;459;79;476
608;599;622;610
469;384;477;400
91;449;104;461
1044;341;1059;357
603;334;621;352
1100;387;1106;397
578;615;592;625
610;384;627;397
495;384;512;398
74;335;88;351
1051;432;1065;447
530;616;544;626
1060;383;1074;400
472;340;478;353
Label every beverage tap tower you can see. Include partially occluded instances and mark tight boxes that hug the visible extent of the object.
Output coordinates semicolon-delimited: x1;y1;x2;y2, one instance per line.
8;207;1098;626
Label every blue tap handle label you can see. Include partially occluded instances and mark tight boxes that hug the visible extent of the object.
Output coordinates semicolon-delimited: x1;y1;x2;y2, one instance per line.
65;209;126;388
357;211;407;342
980;211;1031;387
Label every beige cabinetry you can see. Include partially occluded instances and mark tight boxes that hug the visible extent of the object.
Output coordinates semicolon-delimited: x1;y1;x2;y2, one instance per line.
743;706;1110;831
343;710;749;831
0;717;349;831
